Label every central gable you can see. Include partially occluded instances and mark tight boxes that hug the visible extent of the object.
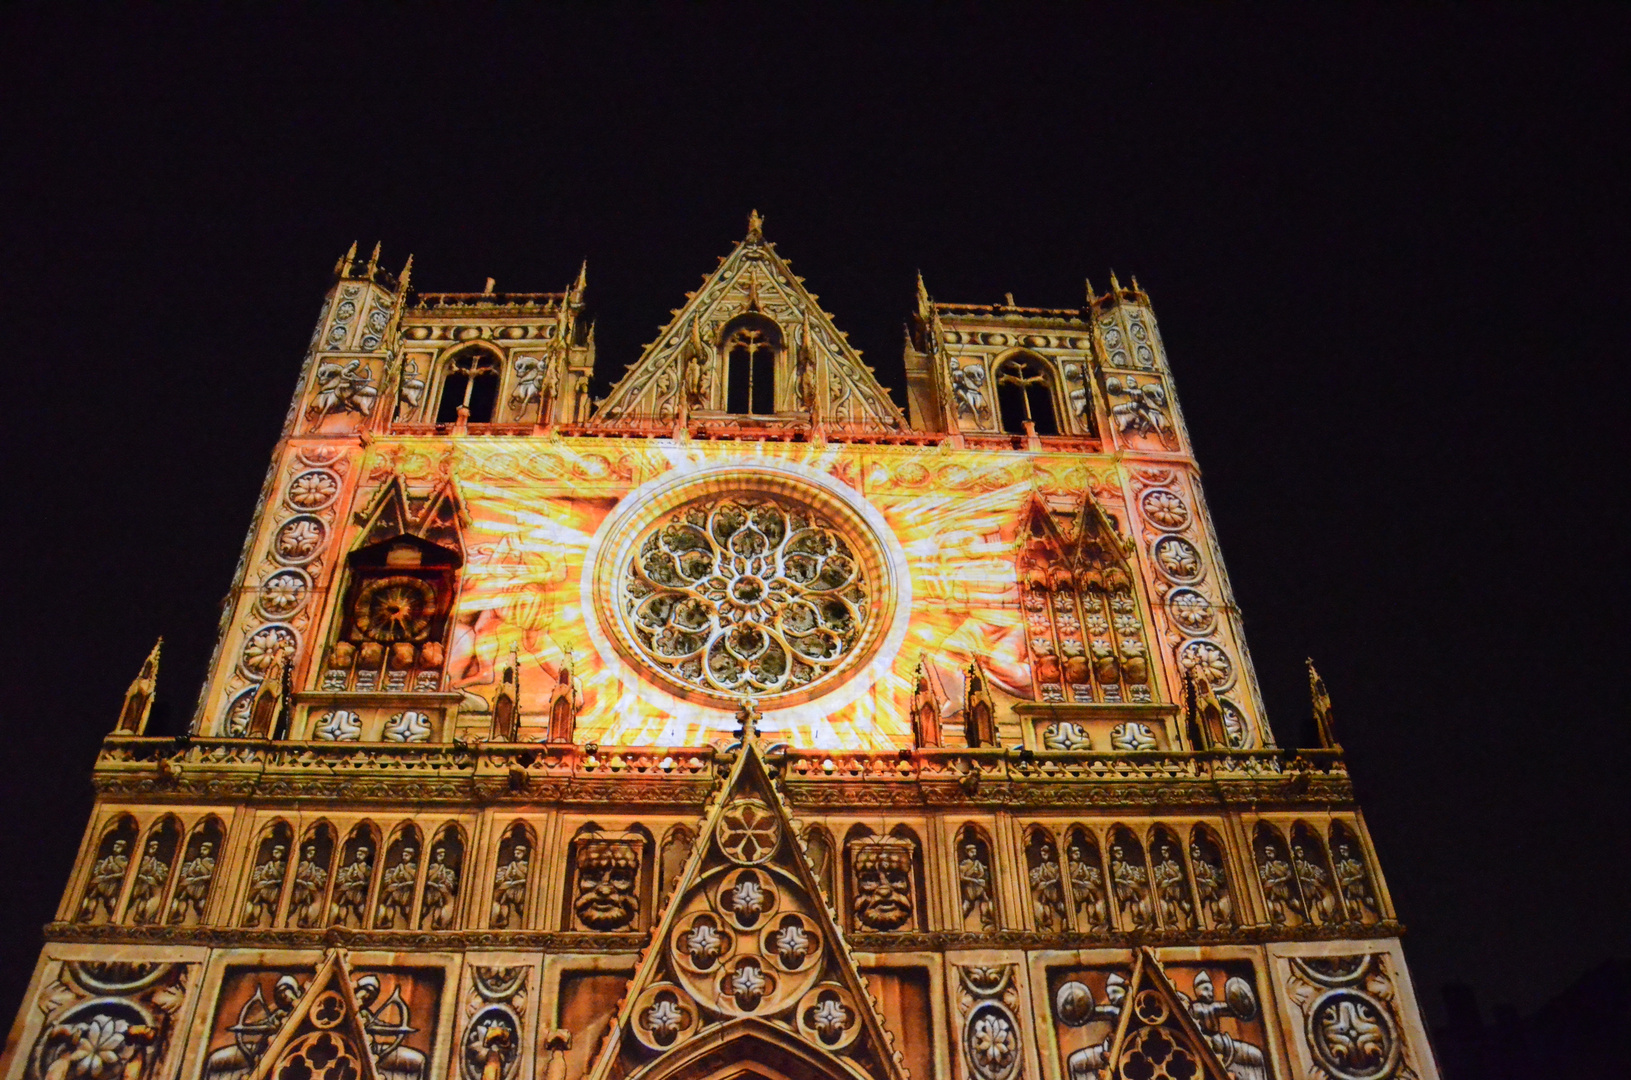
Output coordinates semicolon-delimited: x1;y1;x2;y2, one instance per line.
594;214;906;431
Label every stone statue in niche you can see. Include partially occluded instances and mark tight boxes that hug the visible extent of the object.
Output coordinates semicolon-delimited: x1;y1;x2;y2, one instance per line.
951;363;990;424
572;835;642;932
78;833;132;923
1255;837;1303;925
420;840;461;929
241;832;291;928
957;833;997;930
849;835;917;932
489;836;530;928
1189;836;1234;927
1109;841;1153;930
168;836;218;925
288;838;331;929
126;831;175;925
330;836;375;928
1292;840;1340;923
1332;835;1378;920
1066;839;1109;930
1149;835;1195;930
375;840;421;929
1026;835;1068;931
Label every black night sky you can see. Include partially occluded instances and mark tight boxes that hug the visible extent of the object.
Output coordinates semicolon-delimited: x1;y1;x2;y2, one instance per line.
1;4;1625;1045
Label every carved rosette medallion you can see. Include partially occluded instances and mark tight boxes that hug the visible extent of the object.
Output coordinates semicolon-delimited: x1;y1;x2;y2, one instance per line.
586;462;910;724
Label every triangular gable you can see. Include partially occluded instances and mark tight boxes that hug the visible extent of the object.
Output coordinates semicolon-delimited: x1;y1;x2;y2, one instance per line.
586;737;911;1080
1101;949;1234;1080
594;214;906;430
1017;489;1136;594
249;951;382;1080
351;475;468;556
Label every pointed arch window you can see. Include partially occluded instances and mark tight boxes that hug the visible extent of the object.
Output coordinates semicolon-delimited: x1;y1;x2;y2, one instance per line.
722;316;782;416
436;348;501;424
995;353;1059;436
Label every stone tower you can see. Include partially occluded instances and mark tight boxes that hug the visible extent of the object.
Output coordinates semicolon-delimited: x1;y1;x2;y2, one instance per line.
2;218;1440;1080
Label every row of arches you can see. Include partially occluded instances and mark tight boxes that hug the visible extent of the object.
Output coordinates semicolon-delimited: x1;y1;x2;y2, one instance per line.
237;819;468;931
950;351;1101;438
1252;820;1380;929
75;813;226;927
1008;822;1238;935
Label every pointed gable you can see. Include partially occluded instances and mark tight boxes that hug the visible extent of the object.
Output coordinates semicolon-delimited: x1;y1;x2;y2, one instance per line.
249;952;382;1080
586;737;912;1080
1099;950;1239;1080
594;214;906;431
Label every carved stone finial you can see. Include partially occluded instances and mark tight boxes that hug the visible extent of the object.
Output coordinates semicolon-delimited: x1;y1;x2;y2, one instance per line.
734;699;760;746
746;209;764;243
365;242;381;278
570;260;588;304
335;240;358;278
1084;277;1096;306
1307;658;1340;749
398;254;414;294
115;638;162;735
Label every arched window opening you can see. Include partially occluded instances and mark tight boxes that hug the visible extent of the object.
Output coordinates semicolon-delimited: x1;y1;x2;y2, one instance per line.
436;350;501;424
995;354;1059;436
722;318;782;415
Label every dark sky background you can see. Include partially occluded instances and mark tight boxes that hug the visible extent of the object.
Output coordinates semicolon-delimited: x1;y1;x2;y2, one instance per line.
1;5;1625;1034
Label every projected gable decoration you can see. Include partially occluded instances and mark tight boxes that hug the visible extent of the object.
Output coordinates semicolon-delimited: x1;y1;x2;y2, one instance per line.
2;217;1440;1080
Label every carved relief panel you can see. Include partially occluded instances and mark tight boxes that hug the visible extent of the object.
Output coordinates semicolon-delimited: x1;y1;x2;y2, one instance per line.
844;827;925;934
15;957;199;1080
1271;949;1436;1080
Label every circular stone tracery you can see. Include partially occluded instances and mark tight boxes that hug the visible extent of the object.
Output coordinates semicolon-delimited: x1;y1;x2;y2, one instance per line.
593;466;900;712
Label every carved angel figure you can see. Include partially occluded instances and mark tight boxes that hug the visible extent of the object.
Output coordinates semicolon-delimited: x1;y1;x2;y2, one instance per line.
1109;844;1153;929
510;354;560;419
490;842;530;928
308;358;378;419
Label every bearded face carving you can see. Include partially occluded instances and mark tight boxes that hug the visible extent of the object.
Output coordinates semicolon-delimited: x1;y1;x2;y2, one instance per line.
849;835;918;932
572;836;643;931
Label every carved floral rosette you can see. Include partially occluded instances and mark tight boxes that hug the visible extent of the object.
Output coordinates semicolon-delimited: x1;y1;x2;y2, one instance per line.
1280;951;1423;1080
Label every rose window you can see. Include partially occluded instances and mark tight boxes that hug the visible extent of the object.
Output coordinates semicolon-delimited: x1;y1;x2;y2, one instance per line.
621;497;869;701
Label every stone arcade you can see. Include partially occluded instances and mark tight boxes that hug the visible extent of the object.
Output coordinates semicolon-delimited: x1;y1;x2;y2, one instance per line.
2;217;1439;1080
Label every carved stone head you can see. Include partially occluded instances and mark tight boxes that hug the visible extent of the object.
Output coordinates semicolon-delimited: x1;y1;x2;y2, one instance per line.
574;838;641;931
850;836;917;932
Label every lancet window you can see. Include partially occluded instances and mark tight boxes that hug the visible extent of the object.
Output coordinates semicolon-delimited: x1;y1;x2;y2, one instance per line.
721;315;782;415
435;347;501;424
1017;496;1154;705
995;352;1060;435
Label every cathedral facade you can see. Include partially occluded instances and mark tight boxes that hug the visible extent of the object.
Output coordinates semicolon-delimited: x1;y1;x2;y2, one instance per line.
2;217;1440;1080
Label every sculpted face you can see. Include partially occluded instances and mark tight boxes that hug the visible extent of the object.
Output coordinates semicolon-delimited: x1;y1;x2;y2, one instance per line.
355;846;371;863
512;844;529;862
199;843;214;857
853;859;913;931
270;845;286;861
112;840;127;855
575;849;639;931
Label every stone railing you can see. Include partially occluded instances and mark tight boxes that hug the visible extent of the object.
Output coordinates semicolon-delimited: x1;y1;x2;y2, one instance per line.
94;737;1348;805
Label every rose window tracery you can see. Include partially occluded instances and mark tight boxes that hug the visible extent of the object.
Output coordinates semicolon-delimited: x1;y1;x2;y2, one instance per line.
621;497;870;702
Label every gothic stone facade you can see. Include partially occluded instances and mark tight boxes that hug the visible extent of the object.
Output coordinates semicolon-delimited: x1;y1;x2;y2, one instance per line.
2;220;1439;1080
